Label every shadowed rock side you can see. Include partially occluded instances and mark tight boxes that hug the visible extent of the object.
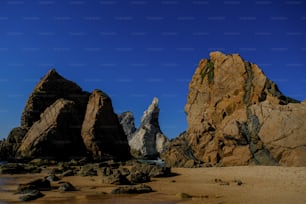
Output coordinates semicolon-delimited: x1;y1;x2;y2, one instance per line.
164;51;306;167
17;99;86;159
0;69;130;161
118;112;136;139
128;98;169;159
0;127;28;160
81;90;131;161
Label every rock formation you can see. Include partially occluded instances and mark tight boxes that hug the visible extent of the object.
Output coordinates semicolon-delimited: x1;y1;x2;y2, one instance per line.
21;68;89;128
17;99;86;159
118;112;136;139
0;69;130;161
128;98;168;159
163;51;306;167
81;90;130;160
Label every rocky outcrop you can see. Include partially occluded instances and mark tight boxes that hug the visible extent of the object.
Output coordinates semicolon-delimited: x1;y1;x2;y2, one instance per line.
161;132;201;168
21;68;89;128
118;111;136;139
17;99;86;159
0;127;28;160
81;90;130;160
128;98;168;159
1;69;130;161
165;51;305;167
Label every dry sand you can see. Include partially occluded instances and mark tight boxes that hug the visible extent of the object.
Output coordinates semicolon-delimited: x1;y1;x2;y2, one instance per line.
1;166;306;204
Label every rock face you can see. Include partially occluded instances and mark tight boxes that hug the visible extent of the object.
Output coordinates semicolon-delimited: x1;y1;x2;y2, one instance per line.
128;98;168;159
81;90;130;160
21;68;89;128
17;99;86;159
118;112;136;139
164;51;306;167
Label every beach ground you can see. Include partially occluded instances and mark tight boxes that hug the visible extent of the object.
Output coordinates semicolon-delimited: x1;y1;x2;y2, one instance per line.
1;166;306;204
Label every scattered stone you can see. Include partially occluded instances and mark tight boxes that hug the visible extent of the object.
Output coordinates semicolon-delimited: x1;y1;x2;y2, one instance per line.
58;182;76;192
235;179;243;186
214;179;230;186
119;167;130;177
61;169;75;177
17;179;51;193
130;171;151;184
79;164;98;176
46;174;60;182
19;190;44;201
176;192;192;199
111;184;153;194
0;163;26;174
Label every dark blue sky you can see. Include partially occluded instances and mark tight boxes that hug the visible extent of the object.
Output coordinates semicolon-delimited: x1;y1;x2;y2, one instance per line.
0;0;305;139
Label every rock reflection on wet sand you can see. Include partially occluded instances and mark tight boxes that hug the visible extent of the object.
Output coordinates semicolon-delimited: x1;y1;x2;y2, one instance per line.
31;194;176;204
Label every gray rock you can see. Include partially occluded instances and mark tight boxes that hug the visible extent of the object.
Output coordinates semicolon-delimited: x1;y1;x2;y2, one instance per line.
118;111;136;138
128;98;168;159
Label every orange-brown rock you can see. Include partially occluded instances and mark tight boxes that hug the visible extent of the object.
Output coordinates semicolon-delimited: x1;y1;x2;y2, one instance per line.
165;51;305;167
81;90;130;160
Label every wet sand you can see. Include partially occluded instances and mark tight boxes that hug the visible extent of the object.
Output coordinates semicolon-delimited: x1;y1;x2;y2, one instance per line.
1;166;306;204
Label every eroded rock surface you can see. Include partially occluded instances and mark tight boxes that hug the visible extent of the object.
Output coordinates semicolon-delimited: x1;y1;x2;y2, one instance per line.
164;51;305;167
81;90;130;160
17;99;86;159
128;98;168;159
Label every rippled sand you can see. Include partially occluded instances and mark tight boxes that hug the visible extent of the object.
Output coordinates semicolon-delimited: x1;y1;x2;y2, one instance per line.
1;166;306;204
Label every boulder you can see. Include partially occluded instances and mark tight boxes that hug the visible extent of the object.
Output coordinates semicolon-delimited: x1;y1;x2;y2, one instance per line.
161;132;201;167
118;111;136;138
101;167;130;185
81;90;130;161
19;190;44;202
58;182;76;192
128;97;169;159
17;99;86;159
17;178;51;193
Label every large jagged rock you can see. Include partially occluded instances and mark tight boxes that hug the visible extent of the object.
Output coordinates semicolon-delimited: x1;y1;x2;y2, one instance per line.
128;98;168;159
21;68;89;128
81;90;130;160
118;111;136;139
17;99;86;159
165;51;305;167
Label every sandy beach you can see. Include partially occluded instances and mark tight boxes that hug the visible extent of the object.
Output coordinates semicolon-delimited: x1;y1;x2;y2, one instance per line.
1;166;306;204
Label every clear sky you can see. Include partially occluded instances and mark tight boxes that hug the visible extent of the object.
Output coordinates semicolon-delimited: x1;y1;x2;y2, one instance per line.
0;0;305;139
